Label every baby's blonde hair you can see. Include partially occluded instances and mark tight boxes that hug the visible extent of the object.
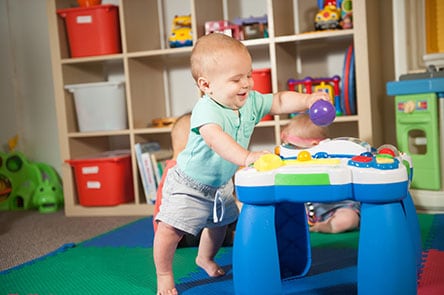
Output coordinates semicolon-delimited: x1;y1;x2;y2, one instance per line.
190;33;251;81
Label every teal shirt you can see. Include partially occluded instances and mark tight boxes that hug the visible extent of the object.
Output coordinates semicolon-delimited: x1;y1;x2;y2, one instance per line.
177;91;273;187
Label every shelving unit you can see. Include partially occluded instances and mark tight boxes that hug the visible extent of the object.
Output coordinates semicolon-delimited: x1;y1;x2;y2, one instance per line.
47;0;392;216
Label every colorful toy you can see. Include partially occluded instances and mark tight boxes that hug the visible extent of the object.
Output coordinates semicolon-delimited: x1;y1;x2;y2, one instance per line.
204;20;243;40
168;15;193;48
288;75;343;116
0;151;63;213
387;75;444;191
341;44;356;115
309;99;336;126
233;138;421;295
232;15;268;40
315;0;353;31
315;1;342;30
340;0;353;29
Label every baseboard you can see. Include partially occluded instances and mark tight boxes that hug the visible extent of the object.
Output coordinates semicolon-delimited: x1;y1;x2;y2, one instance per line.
410;189;444;214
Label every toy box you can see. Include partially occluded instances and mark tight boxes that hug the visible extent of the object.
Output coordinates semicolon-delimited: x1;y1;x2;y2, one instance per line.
252;68;272;121
57;5;121;57
65;81;127;132
66;150;134;206
252;68;272;94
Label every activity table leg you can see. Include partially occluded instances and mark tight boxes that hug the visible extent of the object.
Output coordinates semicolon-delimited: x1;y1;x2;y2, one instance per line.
402;191;423;273
357;202;417;295
233;204;282;295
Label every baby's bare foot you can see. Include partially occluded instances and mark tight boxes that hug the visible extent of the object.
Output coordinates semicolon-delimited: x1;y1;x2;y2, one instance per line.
195;256;225;277
157;272;178;295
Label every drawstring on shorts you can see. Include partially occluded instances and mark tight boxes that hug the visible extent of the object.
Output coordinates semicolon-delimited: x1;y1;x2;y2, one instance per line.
213;190;225;223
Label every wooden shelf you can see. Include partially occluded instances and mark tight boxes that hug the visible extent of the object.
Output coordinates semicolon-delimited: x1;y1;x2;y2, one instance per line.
47;0;391;216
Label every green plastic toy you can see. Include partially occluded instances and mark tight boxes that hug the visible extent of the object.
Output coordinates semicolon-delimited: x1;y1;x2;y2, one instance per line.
0;151;63;213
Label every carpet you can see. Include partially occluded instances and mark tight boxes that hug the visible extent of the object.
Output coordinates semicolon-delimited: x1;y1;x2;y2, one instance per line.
0;214;443;294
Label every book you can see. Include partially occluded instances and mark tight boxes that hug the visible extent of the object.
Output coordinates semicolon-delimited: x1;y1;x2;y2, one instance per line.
134;142;161;204
150;149;173;184
150;153;162;188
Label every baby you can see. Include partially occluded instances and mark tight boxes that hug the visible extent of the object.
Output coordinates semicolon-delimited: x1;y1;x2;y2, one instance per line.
281;113;361;234
153;33;330;295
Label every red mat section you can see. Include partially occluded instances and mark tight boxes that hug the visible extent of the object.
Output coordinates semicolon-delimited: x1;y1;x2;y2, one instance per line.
418;249;444;295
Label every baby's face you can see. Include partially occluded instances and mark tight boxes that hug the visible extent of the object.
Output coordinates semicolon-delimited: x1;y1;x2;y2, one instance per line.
205;50;254;110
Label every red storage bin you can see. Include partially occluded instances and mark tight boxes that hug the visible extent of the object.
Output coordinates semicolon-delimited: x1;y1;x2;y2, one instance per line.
252;68;273;121
252;68;272;94
66;151;134;206
57;5;121;57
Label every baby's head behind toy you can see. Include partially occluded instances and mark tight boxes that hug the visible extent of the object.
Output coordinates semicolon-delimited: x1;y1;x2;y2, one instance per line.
281;113;329;149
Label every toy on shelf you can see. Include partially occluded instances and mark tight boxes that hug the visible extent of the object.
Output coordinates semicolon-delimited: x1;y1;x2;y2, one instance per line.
340;0;353;29
341;44;357;115
151;117;177;127
0;151;63;213
77;0;101;7
205;20;243;40
232;15;268;40
205;15;268;41
288;76;343;116
315;0;353;31
169;15;193;48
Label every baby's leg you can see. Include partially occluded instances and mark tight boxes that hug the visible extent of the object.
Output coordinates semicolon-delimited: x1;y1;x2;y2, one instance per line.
311;208;359;233
195;225;227;277
154;222;184;295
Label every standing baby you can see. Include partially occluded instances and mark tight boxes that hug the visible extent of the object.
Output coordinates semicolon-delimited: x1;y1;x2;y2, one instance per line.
153;33;330;295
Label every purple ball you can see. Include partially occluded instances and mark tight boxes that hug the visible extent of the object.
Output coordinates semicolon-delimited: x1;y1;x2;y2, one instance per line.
309;100;336;126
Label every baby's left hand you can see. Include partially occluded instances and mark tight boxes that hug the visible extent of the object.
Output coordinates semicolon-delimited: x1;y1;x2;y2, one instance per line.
307;92;331;108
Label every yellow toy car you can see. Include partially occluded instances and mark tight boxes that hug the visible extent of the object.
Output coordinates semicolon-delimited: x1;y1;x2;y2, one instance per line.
169;15;193;48
315;5;341;30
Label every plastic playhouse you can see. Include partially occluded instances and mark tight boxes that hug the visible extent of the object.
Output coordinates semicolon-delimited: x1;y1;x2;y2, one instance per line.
387;68;444;192
233;138;421;295
0;151;63;213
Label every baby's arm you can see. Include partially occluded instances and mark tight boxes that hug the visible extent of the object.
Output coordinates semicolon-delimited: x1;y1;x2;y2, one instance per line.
199;123;268;167
269;91;330;115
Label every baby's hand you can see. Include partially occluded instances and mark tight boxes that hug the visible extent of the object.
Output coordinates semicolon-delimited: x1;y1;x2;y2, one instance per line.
245;150;270;167
307;92;331;108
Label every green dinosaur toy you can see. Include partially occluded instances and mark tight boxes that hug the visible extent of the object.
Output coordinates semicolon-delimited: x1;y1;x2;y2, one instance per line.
0;151;63;213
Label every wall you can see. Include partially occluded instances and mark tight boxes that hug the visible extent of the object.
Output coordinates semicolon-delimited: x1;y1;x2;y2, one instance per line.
0;0;61;171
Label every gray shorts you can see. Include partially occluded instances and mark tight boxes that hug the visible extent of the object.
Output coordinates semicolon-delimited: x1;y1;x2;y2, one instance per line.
155;167;239;236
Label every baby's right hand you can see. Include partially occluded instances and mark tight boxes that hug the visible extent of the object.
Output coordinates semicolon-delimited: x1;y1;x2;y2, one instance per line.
245;150;270;167
307;91;331;108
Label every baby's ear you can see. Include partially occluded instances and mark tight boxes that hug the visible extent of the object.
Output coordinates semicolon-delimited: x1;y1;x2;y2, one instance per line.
197;77;210;93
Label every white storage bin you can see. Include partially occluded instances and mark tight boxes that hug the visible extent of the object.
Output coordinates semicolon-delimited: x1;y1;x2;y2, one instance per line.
65;81;127;132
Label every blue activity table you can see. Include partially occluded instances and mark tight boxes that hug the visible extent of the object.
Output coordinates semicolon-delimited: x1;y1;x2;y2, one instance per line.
233;138;422;295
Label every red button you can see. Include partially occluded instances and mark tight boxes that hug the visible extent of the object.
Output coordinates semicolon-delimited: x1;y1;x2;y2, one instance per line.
351;155;372;163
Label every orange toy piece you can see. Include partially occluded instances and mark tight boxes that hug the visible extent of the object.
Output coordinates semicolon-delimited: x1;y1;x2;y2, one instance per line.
152;117;177;127
77;0;101;7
